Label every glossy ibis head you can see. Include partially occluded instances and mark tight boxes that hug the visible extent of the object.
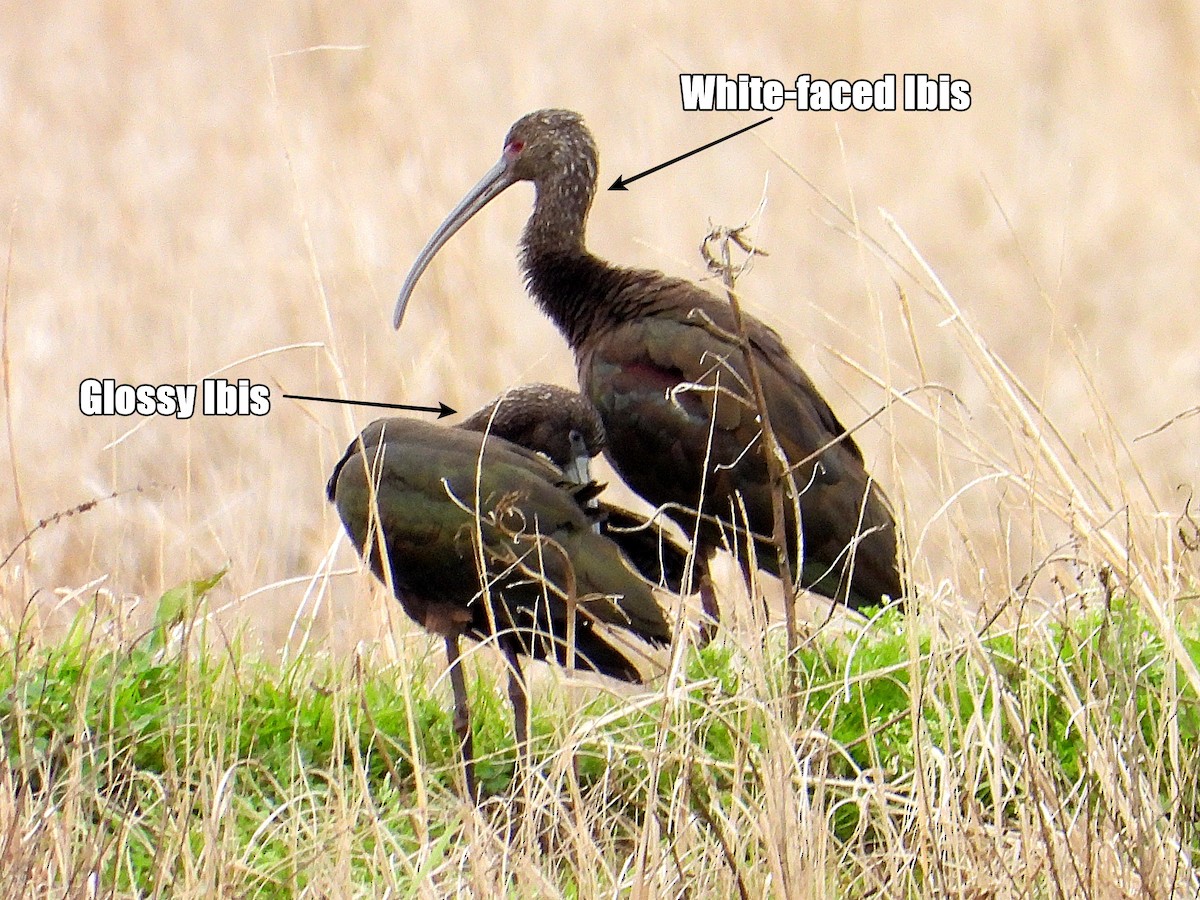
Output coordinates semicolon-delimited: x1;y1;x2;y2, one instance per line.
458;383;605;486
393;109;598;329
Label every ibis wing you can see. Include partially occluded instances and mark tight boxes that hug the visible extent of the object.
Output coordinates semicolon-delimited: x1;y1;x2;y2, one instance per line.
582;304;864;508
581;296;899;604
329;418;672;665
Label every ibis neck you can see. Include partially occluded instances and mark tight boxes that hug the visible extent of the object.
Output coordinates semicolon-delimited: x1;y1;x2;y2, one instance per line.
520;242;608;351
522;172;594;258
519;172;605;348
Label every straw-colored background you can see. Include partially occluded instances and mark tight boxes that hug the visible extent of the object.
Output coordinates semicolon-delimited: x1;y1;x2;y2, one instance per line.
2;1;1198;650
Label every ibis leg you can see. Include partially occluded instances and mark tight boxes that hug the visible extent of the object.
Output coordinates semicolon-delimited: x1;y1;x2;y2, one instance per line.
444;636;477;802
697;564;720;647
502;640;530;786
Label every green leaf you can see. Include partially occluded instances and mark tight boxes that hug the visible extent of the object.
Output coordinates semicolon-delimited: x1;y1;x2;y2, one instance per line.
149;568;227;649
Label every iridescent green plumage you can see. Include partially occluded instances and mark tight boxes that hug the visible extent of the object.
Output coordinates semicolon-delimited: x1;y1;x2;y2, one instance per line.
327;390;678;800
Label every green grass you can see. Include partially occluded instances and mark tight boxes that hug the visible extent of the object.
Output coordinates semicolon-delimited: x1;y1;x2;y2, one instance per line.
2;574;1197;896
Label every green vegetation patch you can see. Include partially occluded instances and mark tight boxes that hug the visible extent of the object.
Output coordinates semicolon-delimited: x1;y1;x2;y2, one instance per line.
1;576;1198;895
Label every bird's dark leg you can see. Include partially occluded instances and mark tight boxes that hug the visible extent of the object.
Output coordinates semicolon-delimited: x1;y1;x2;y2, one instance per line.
444;635;477;802
502;639;530;789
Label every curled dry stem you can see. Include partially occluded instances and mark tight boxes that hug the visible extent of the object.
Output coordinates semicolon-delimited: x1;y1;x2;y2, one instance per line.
701;222;803;725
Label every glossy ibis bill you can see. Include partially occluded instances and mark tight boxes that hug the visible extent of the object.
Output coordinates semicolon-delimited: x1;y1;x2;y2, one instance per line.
393;110;902;636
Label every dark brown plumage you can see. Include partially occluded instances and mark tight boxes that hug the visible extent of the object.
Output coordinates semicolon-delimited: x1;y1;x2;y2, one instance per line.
394;109;902;630
327;395;674;799
458;382;604;487
457;383;692;593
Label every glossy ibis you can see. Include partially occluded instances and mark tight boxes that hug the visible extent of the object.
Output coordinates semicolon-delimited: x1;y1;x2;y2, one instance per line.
393;109;902;631
326;391;674;799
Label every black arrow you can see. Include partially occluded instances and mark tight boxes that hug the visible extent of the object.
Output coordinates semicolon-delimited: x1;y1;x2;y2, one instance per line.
283;393;456;418
608;116;773;191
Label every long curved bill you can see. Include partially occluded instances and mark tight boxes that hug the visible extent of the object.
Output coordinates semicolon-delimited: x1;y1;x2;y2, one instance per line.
392;156;517;330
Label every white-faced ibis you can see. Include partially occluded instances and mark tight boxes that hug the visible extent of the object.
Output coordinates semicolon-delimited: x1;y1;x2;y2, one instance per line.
393;110;902;632
326;390;674;799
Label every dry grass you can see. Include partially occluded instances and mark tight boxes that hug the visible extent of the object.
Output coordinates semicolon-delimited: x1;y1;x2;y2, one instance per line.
2;0;1200;895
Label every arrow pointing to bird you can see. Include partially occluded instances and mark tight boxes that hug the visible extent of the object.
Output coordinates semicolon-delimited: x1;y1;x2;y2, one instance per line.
608;116;773;191
283;393;456;418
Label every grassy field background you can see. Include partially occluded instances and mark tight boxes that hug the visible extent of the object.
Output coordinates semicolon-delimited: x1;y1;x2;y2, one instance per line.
3;1;1199;645
4;2;1200;896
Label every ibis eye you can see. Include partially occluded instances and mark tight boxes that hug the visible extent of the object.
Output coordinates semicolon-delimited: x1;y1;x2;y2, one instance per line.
506;139;525;154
